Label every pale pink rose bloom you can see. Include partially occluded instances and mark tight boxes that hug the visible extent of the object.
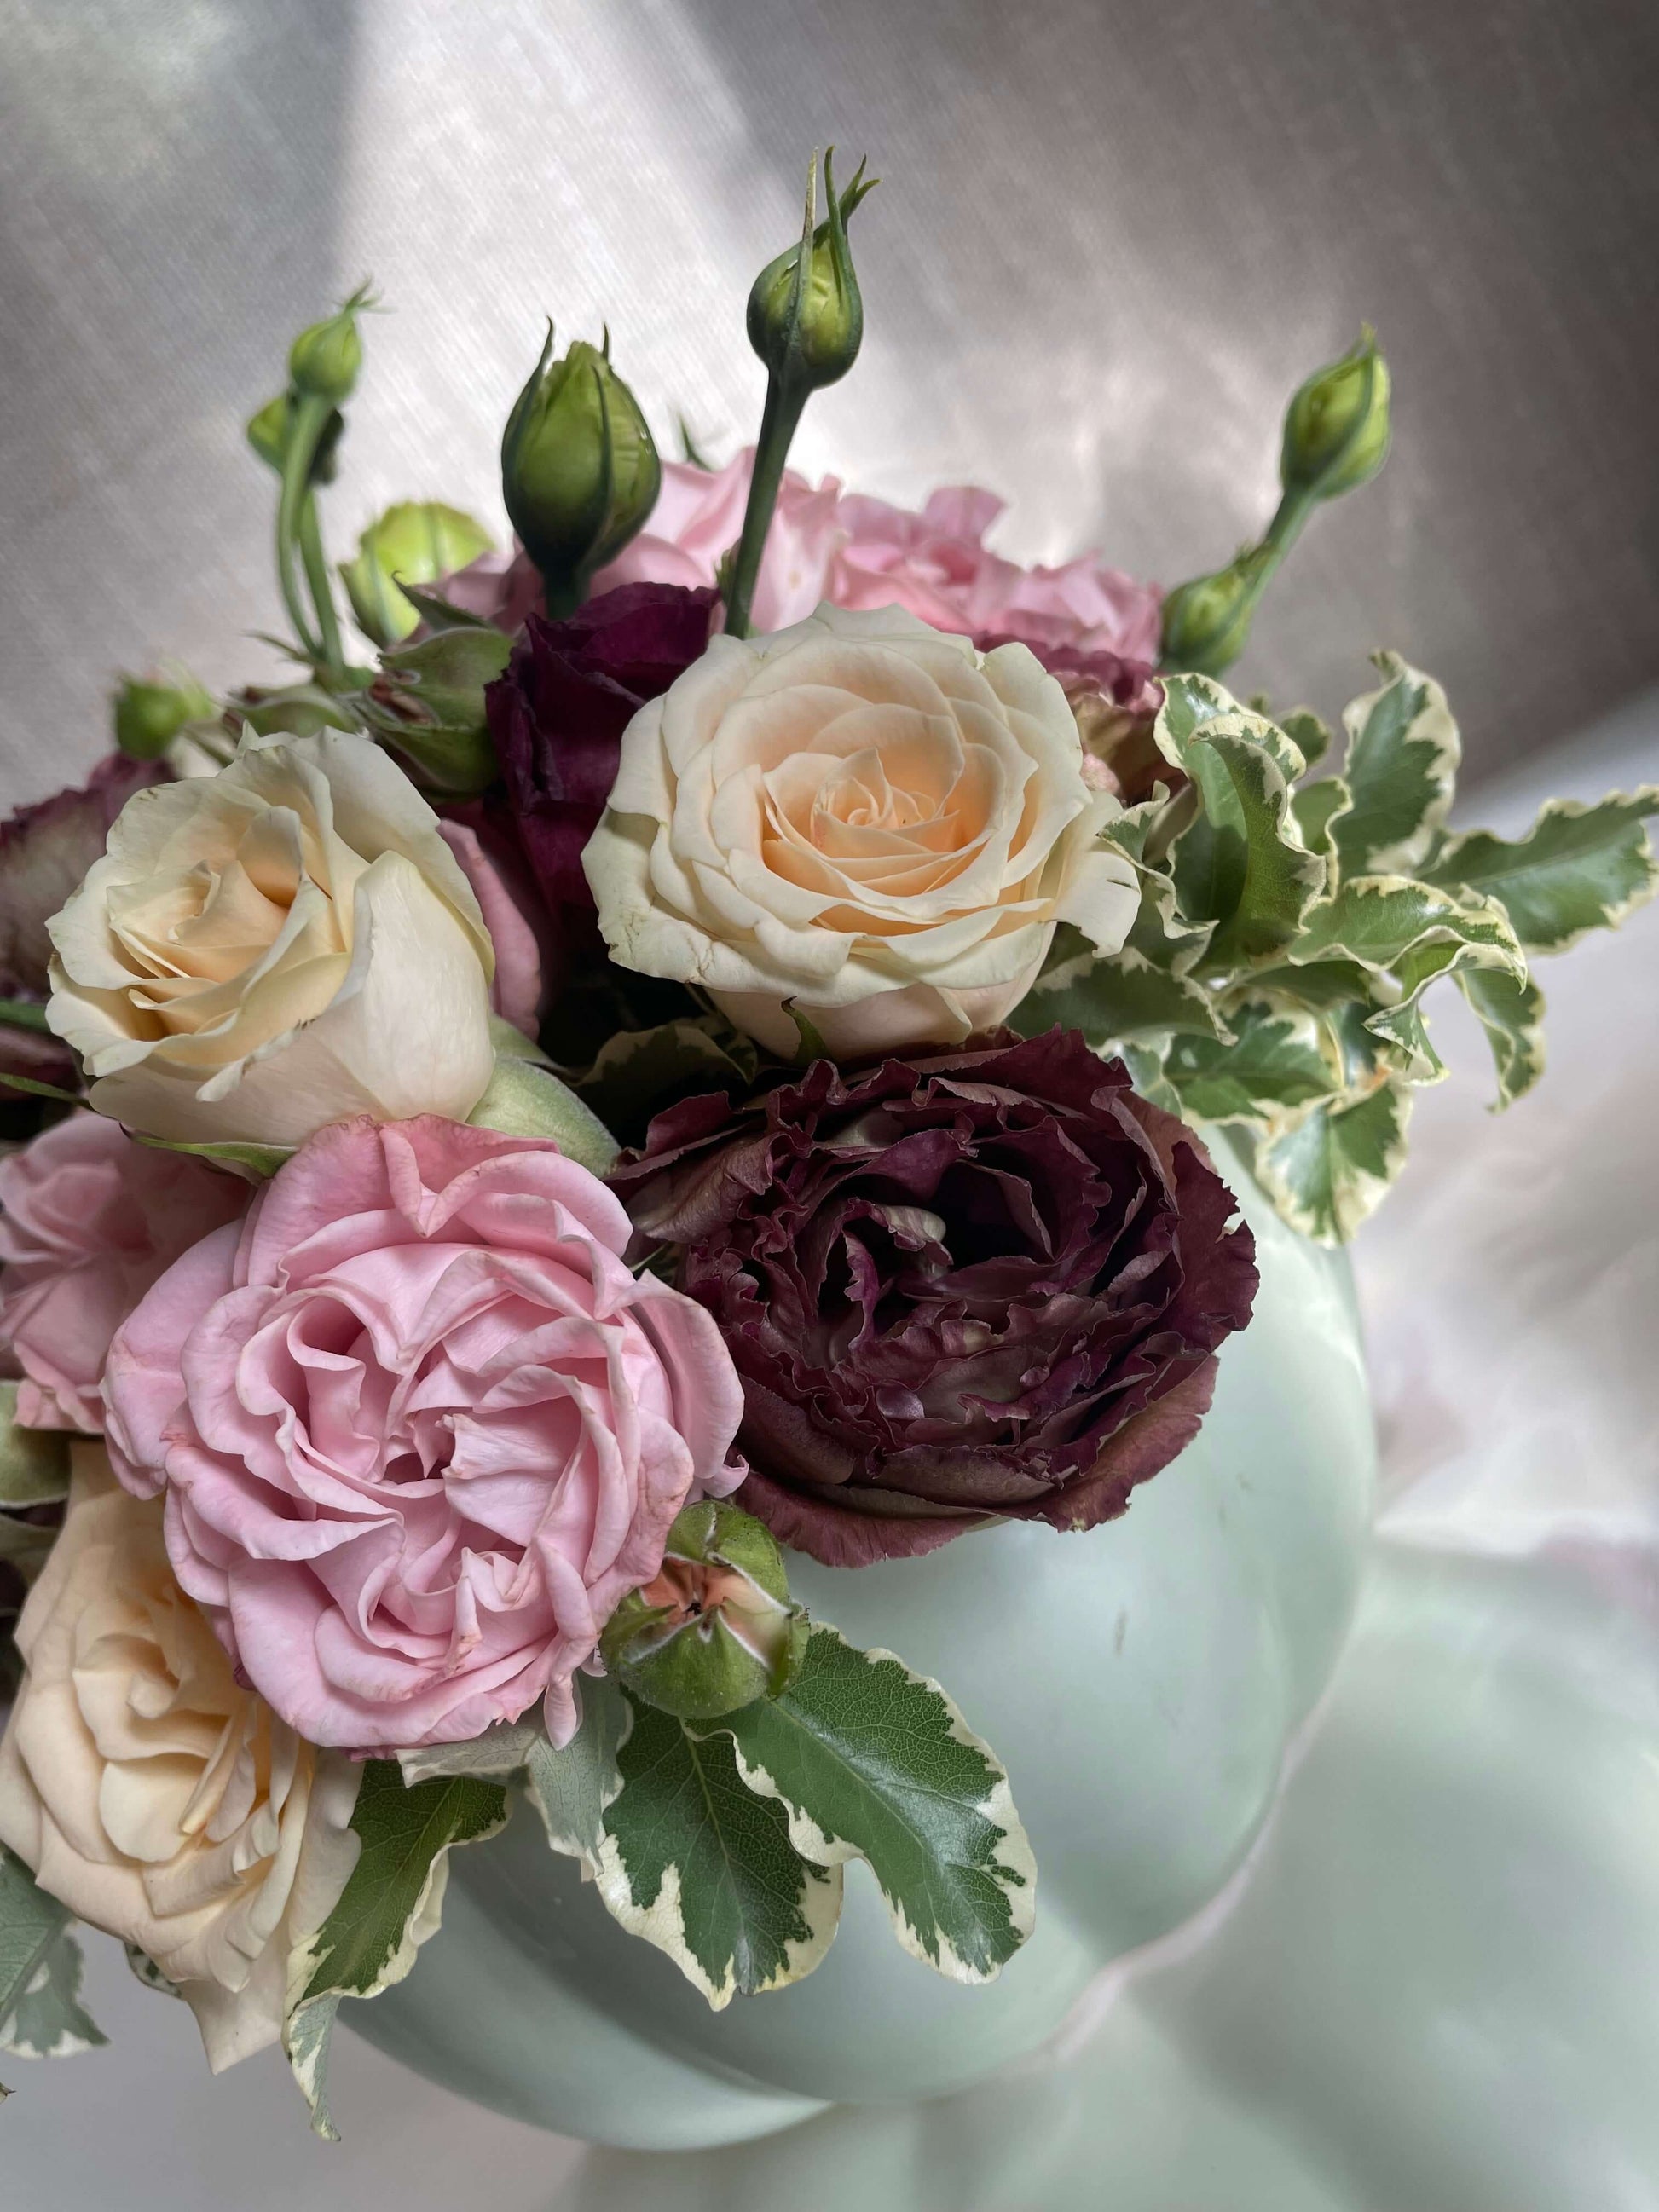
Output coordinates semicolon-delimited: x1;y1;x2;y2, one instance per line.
436;815;546;1037
0;1113;245;1434
103;1117;745;1752
591;454;1164;661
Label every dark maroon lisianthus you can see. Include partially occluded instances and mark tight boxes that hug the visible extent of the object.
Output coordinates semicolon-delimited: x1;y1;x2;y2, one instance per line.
610;1028;1259;1567
1;754;169;1001
485;582;719;913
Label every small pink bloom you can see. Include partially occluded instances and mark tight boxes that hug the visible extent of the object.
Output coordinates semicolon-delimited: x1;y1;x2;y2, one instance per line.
436;811;551;1036
591;454;1164;665
0;1114;245;1434
103;1117;746;1752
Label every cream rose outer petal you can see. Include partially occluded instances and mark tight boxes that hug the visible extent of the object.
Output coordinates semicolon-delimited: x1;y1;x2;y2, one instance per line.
581;602;1140;1059
43;729;498;1148
0;1446;361;2071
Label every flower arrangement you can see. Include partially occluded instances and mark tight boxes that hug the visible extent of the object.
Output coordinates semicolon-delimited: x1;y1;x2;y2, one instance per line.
1;149;1654;2134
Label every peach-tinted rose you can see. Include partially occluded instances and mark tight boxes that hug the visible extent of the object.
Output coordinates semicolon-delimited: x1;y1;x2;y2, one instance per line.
103;1117;745;1751
0;1446;360;2071
582;603;1139;1060
0;1112;244;1433
44;730;496;1148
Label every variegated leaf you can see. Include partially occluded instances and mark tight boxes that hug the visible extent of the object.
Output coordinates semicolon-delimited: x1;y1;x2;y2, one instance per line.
1281;706;1334;771
595;1697;841;2009
1156;675;1309;783
704;1627;1034;1986
1010;932;1224;1052
0;1847;105;2088
1257;1078;1414;1244
1332;653;1460;876
1174;728;1326;968
1289;875;1525;980
1162;999;1336;1123
1458;967;1547;1106
1421;790;1659;953
1291;776;1352;869
285;1763;506;2139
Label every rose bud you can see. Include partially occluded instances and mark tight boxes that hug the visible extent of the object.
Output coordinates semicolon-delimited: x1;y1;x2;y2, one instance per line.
500;326;662;616
113;671;214;761
339;500;495;648
1280;326;1391;504
1158;541;1274;677
747;147;876;396
286;281;373;407
600;1499;807;1721
611;1029;1260;1568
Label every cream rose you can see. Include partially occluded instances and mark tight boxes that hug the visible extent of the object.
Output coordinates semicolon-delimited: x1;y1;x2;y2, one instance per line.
0;1447;360;2071
45;730;496;1146
581;604;1139;1057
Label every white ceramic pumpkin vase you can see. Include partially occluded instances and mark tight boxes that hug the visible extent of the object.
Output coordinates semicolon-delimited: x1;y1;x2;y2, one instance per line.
350;1152;1374;2149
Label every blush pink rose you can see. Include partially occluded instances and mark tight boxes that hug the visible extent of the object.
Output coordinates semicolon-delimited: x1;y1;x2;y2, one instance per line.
591;453;1164;664
102;1117;745;1751
0;1113;245;1434
436;811;551;1037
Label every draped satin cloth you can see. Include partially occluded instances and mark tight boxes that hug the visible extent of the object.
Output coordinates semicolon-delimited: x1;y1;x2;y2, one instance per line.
3;3;1659;2203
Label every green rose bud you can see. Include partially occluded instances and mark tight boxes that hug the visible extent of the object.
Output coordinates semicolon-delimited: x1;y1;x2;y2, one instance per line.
1159;541;1275;675
286;282;373;407
1280;326;1392;503
599;1500;809;1723
113;670;216;759
246;392;344;482
339;501;495;649
500;326;660;616
746;147;876;396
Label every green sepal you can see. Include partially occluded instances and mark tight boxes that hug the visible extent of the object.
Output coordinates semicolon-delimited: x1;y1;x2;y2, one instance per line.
135;1132;292;1183
466;1054;620;1174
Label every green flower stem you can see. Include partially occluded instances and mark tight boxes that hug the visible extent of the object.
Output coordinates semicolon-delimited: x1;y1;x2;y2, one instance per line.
297;488;347;684
0;998;50;1033
275;392;334;666
721;378;808;641
537;567;586;621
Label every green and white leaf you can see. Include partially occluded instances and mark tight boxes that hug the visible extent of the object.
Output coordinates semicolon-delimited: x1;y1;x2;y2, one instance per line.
1289;875;1525;980
1123;871;1215;976
523;1676;631;1869
595;1697;840;2008
1119;1041;1185;1116
1280;706;1334;771
125;1943;182;2000
1010;934;1223;1052
2;1926;107;2061
1458;967;1547;1106
1;1846;105;2087
1256;1077;1414;1244
575;1019;758;1142
1421;789;1659;953
705;1626;1034;1986
396;1715;545;1786
1332;652;1460;876
0;1383;70;1507
1173;728;1326;968
1156;677;1309;783
1163;998;1336;1123
285;1763;506;2139
1291;776;1352;869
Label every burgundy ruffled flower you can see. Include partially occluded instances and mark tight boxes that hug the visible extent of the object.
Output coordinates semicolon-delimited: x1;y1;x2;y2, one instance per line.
485;582;718;913
610;1028;1259;1566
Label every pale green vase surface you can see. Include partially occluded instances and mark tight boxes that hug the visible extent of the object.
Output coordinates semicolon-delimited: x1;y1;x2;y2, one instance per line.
353;1152;1378;2145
